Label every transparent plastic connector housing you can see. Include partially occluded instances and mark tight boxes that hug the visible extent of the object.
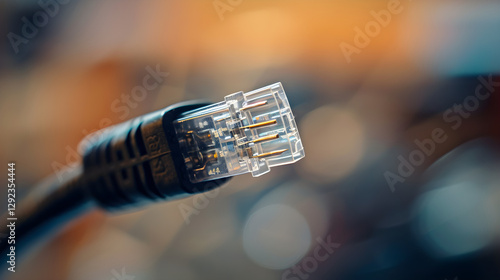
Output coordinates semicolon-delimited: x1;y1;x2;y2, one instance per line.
173;83;305;183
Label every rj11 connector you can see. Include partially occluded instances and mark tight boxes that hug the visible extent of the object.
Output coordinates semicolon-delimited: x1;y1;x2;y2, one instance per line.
173;82;305;183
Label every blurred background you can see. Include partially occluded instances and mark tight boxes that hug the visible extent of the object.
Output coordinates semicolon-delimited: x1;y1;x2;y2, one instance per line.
1;0;500;279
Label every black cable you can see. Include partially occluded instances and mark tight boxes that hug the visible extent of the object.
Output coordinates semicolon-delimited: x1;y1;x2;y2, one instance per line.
0;83;305;271
1;166;92;267
1;101;229;269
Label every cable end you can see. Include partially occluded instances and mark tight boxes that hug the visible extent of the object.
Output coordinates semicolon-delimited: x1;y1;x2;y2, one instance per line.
173;83;305;183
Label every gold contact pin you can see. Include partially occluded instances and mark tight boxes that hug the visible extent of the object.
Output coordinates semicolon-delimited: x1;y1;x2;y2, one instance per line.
215;116;230;122
252;134;280;144
239;134;280;147
250;149;288;158
241;119;277;130
240;100;268;111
